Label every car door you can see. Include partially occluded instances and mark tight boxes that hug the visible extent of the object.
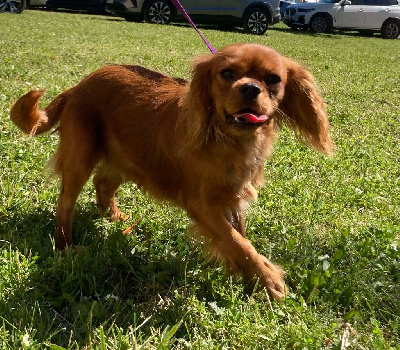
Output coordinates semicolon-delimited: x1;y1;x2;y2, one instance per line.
218;0;246;17
47;0;103;8
363;0;397;29
336;0;367;28
181;0;220;15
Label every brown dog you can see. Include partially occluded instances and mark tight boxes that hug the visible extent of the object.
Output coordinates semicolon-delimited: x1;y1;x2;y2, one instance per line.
10;43;333;300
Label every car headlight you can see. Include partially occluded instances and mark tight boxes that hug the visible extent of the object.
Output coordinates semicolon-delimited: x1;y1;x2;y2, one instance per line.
298;8;315;12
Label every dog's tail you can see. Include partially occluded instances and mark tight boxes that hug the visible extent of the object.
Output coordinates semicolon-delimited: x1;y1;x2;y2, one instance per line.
10;89;71;136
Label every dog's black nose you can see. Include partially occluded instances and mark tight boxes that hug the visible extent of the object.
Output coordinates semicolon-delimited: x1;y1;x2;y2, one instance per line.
239;83;261;100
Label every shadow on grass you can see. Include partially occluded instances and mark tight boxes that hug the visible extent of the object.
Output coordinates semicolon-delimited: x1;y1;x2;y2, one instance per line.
0;204;227;346
1;204;100;253
269;25;385;39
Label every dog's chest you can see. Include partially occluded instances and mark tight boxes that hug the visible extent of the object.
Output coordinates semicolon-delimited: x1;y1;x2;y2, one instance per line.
221;138;266;187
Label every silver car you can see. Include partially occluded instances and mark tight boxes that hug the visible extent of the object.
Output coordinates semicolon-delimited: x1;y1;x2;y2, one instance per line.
106;0;280;35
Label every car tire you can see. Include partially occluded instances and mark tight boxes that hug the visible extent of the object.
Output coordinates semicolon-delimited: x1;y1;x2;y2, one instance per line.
309;14;332;33
243;8;269;35
0;0;26;13
380;19;400;39
144;0;173;25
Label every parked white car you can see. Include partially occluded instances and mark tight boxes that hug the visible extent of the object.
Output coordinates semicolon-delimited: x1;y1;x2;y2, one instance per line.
283;0;400;39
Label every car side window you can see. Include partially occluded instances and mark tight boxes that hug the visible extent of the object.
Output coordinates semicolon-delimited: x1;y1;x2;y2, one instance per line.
349;0;365;4
366;0;394;4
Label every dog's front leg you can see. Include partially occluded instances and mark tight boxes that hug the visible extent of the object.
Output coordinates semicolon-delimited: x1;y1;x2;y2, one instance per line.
187;200;286;301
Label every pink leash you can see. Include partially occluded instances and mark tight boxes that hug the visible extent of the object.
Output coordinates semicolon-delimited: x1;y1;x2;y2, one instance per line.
170;0;216;54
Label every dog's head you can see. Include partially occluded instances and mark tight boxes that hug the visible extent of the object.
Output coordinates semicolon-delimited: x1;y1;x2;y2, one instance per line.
188;43;333;155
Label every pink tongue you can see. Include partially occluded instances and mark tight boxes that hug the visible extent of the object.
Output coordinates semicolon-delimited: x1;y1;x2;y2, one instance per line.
235;113;269;124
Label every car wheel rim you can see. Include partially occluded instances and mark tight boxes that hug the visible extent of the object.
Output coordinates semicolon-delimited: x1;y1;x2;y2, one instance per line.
385;23;398;38
312;17;327;32
247;12;267;34
0;0;22;12
148;2;171;24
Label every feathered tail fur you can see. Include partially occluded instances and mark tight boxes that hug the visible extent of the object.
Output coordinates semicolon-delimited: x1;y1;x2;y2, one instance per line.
10;89;71;136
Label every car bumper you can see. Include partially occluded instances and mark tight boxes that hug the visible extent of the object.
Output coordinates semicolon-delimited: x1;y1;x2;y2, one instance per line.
29;0;47;5
272;14;281;25
283;15;307;27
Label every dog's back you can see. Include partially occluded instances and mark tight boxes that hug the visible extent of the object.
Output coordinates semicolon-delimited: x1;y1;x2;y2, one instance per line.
11;65;191;203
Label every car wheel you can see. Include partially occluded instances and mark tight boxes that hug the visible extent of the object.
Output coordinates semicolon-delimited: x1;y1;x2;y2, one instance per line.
243;8;269;35
309;14;332;33
144;0;173;25
0;0;26;13
381;19;399;39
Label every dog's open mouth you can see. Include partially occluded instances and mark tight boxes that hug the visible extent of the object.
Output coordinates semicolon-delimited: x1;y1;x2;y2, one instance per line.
225;108;269;127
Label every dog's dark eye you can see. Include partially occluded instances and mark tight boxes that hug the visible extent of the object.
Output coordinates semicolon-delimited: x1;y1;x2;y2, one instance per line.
265;75;281;85
221;69;235;80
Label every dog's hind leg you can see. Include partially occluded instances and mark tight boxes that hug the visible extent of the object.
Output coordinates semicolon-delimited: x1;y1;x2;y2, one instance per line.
55;165;94;250
93;166;127;221
53;122;100;249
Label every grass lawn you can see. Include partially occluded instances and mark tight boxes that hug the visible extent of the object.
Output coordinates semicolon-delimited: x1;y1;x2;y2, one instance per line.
0;9;399;349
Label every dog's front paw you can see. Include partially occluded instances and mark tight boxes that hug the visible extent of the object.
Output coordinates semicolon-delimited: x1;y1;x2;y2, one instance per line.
245;255;286;301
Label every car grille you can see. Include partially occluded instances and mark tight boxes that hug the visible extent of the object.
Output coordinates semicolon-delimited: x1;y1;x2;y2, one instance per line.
286;8;296;16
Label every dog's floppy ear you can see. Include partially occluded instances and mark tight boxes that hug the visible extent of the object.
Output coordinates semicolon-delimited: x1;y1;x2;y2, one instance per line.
185;54;215;142
279;58;333;155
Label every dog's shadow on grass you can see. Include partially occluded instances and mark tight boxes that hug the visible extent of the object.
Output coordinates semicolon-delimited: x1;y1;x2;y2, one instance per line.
2;205;227;345
3;204;100;253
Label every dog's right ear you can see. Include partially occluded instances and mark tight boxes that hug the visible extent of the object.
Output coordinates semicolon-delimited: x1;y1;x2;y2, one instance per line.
186;54;215;141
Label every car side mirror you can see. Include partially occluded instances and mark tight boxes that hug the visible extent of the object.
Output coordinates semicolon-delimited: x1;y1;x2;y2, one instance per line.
342;0;351;5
